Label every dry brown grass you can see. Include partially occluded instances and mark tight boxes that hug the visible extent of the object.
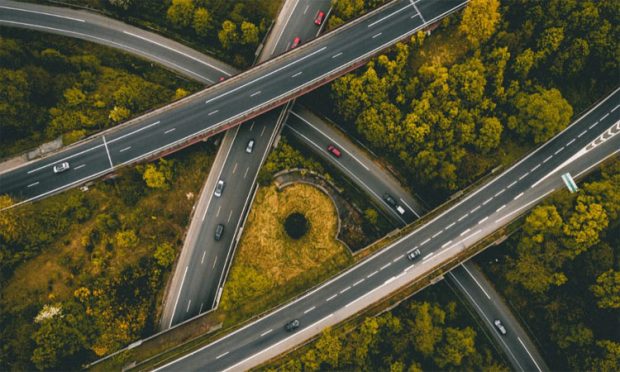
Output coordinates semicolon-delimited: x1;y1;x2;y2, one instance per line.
219;184;352;320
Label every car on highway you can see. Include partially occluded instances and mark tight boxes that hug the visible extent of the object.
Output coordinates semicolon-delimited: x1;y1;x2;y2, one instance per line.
214;224;225;241
327;144;341;158
214;179;225;197
383;193;397;207
494;319;507;335
285;319;300;331
53;162;70;173
246;139;255;153
291;37;301;49
314;10;326;25
407;248;421;261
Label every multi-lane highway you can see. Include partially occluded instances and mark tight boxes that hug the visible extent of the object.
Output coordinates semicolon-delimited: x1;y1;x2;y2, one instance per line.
153;88;619;370
0;0;468;207
160;0;332;329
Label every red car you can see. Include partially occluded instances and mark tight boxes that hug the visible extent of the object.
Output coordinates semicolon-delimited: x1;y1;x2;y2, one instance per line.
291;37;301;49
314;10;326;26
327;144;341;158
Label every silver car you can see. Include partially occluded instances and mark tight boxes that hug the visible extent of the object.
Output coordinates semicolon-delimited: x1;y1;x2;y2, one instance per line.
494;319;507;335
53;162;70;173
246;139;255;153
214;179;225;197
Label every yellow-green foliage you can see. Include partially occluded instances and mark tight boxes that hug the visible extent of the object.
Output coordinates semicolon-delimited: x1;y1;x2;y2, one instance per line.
219;184;352;319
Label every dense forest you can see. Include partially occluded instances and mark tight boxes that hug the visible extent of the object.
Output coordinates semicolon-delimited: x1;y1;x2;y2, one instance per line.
56;0;281;67
325;0;619;202
482;159;620;371
0;29;199;158
265;281;508;371
0;142;216;370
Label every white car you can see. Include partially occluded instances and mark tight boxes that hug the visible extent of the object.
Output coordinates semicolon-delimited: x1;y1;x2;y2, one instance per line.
494;319;507;335
53;162;70;173
246;139;255;153
214;179;225;197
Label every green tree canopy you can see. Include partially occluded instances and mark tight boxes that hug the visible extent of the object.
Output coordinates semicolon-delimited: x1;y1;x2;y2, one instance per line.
591;269;620;309
459;0;500;47
167;0;195;28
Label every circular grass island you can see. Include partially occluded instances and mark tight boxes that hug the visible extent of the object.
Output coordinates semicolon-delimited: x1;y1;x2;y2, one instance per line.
284;212;309;239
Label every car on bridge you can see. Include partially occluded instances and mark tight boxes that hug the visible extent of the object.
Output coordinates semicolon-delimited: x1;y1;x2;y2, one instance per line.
214;180;225;197
285;319;300;332
53;162;70;173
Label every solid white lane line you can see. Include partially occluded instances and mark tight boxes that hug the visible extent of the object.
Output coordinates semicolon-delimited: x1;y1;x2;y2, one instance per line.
458;214;468;222
380;262;391;270
260;329;273;337
543;155;553;163
74;164;86;170
367;271;378;278
589;121;599;130
121;31;230;75
270;0;300;55
249;121;255;131
578;130;587;138
518;173;529;180
470;205;481;213
507;181;517;189
372;32;382;39
27;182;39;188
496;205;506;212
478;216;489;224
367;3;412;28
517;337;543;372
340;286;351;294
446;222;456;230
432;230;443;239
119;146;131;153
554;147;564;155
291;71;303;77
399;198;420;218
353;279;364;286
168;266;188;328
514;192;524;200
164;128;176;134
420;238;431;246
331;52;343;58
304;306;315;314
326;294;337;301
441;240;452;248
460;228;471;237
423;252;434;261
483;198;493;205
566;138;576;146
250;91;261;97
494;189;505;197
0;5;85;22
201;250;206;264
207;46;327;104
102;136;113;167
216;351;229;360
208;110;219;116
531;164;541;172
462;264;491;300
243;167;250;179
600;113;609;121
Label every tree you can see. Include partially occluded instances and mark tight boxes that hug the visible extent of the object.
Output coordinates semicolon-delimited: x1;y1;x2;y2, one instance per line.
108;105;131;123
562;196;608;256
364;208;379;225
108;0;133;10
407;302;445;356
218;20;239;50
588;340;620;372
459;0;500;47
193;7;212;37
114;230;139;250
154;242;176;268
332;0;365;21
474;117;502;153
591;269;620;309
434;327;477;368
142;158;174;190
509;87;573;143
240;21;260;46
314;327;342;368
167;0;195;28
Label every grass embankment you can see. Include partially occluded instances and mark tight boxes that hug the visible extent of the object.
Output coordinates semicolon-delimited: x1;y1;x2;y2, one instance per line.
219;184;353;326
0;143;216;370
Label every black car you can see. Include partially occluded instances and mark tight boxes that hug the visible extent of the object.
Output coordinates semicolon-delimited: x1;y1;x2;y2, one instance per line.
285;319;300;332
214;224;225;241
383;193;397;207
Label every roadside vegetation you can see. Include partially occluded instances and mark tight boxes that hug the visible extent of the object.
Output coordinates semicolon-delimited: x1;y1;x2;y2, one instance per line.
219;183;352;326
40;0;281;68
311;0;619;204
263;280;508;371
0;28;200;159
478;159;620;371
0;142;217;370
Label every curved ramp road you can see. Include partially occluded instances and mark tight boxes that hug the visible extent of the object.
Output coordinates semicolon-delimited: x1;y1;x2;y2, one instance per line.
0;0;468;207
153;88;619;371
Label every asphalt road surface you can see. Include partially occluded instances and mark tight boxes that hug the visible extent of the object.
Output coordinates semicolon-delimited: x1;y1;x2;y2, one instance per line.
159;0;333;329
0;0;468;206
153;88;619;371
